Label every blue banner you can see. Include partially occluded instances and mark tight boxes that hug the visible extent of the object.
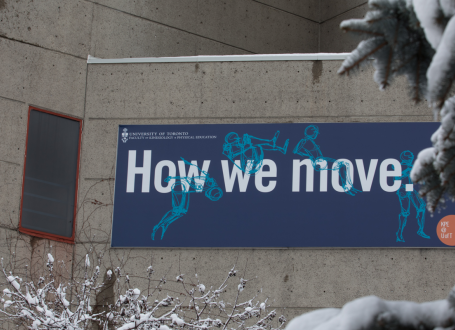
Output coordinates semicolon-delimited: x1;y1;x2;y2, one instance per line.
111;123;455;248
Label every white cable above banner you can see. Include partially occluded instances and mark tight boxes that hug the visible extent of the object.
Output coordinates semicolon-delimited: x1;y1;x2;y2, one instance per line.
87;53;350;64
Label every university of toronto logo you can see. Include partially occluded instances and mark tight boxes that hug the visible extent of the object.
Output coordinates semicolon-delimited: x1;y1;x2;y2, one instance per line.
121;128;128;143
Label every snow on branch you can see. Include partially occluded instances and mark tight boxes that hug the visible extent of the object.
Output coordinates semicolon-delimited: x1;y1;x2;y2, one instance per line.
286;285;455;330
427;16;455;109
338;0;434;101
340;0;455;211
0;253;285;330
412;96;455;211
0;252;103;330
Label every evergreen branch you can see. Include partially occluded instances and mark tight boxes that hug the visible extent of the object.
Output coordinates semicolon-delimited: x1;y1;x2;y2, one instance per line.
442;167;455;186
429;185;447;212
340;27;384;37
436;125;455;157
339;40;388;75
437;73;455;109
366;15;394;24
438;151;455;174
412;171;434;183
380;22;399;89
413;42;422;103
420;183;444;198
392;54;416;73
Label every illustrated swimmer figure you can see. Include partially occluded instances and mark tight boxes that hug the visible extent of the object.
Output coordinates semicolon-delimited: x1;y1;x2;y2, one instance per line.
394;150;429;242
152;158;223;240
293;125;361;196
222;131;289;175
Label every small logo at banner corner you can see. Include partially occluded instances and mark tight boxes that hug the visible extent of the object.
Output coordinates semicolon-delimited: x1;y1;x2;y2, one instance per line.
121;128;128;143
437;215;455;246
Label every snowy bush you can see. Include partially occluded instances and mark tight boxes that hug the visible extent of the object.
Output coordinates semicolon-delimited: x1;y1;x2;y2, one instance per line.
286;286;455;330
0;251;286;330
339;0;455;211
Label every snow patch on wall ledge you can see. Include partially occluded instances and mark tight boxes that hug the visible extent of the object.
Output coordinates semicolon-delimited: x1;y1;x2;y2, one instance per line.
87;53;351;64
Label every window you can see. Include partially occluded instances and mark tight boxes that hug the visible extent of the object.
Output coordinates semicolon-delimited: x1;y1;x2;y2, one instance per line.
19;107;82;243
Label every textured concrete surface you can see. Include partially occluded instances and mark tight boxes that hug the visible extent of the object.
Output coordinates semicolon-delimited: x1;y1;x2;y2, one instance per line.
29;238;73;283
89;0;319;55
0;98;27;228
0;161;22;228
0;38;28;102
194;0;318;54
0;38;87;117
0;228;32;277
75;178;115;243
255;0;320;22
0;0;370;60
90;0;320;26
89;0;201;33
0;230;73;287
0;0;93;58
85;61;429;120
0;0;322;60
0;98;27;165
320;4;368;53
73;243;455;309
89;4;249;59
320;0;367;22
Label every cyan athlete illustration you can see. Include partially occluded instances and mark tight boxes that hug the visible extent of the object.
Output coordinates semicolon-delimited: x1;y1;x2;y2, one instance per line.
293;125;361;196
223;131;289;175
152;158;223;240
394;150;429;242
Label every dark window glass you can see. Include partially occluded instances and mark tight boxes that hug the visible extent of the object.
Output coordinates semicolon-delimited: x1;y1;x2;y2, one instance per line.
21;110;80;239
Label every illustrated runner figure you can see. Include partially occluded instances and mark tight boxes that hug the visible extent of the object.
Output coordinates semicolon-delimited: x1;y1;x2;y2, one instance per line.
152;158;223;240
222;131;289;175
394;150;429;242
293;125;361;196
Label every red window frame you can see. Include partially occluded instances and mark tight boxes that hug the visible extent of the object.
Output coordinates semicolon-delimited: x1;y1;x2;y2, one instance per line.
18;106;82;244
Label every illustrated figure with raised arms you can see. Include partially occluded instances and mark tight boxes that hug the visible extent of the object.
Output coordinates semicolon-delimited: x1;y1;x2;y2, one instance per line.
393;150;429;242
152;158;223;240
222;131;289;175
293;125;361;196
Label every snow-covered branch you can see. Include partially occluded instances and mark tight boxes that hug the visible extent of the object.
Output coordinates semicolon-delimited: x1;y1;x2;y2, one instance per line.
0;252;286;330
0;252;101;329
104;265;285;330
340;0;455;211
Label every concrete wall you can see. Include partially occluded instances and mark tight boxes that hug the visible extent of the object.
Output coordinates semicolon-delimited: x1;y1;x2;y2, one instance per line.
320;0;369;52
79;59;449;321
1;0;452;327
0;0;367;61
0;0;323;59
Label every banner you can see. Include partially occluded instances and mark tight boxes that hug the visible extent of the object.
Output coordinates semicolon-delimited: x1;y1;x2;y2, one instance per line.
111;123;455;248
